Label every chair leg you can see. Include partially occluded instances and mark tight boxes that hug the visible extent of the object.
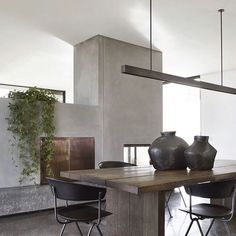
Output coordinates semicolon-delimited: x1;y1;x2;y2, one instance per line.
75;222;83;236
166;190;173;205
205;219;215;236
59;224;67;236
96;225;103;236
87;223;95;236
178;187;187;208
196;220;204;236
166;203;173;218
165;190;173;218
185;219;194;236
223;221;231;236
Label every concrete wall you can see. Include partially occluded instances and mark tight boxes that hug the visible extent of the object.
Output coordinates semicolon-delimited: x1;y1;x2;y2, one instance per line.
74;37;99;105
200;69;236;160
102;37;162;161
0;98;38;188
54;103;101;166
0;99;100;188
74;35;163;162
0;99;100;216
1;36;163;188
0;185;53;216
0;35;163;215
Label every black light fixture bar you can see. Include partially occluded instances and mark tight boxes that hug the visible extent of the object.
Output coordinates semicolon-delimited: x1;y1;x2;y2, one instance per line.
122;3;236;95
163;75;200;85
122;65;236;95
186;75;201;80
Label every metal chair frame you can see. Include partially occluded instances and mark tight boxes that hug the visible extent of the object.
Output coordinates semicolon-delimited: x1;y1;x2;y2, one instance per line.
48;178;111;236
166;187;187;218
182;180;236;236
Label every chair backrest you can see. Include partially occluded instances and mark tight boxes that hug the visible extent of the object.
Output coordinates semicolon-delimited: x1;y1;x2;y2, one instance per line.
185;180;235;199
98;161;136;169
47;178;106;201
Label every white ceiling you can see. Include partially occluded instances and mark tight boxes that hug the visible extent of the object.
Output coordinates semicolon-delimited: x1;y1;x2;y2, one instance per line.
0;0;236;77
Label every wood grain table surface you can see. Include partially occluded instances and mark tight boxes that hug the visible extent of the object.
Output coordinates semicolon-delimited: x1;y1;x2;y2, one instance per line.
61;159;236;194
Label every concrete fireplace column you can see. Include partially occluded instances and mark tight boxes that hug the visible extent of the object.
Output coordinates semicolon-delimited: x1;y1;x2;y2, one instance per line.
74;35;163;165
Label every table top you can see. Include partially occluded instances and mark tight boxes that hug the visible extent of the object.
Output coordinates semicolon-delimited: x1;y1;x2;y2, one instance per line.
61;160;236;194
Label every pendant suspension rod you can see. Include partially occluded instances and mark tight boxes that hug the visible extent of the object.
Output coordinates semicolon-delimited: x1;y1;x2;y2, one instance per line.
150;0;153;70
218;9;224;86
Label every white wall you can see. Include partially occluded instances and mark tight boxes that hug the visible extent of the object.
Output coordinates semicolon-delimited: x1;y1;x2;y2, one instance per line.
0;15;74;103
162;72;236;210
163;69;236;160
201;69;236;160
163;83;200;145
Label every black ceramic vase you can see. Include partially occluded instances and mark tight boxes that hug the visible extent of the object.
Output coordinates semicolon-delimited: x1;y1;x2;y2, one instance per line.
148;131;189;170
184;136;217;170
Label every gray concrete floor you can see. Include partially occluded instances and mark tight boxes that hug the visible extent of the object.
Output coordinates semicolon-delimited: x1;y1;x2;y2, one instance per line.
0;190;236;236
165;188;236;236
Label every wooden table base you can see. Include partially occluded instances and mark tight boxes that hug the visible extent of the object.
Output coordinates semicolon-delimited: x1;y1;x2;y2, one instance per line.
105;188;165;236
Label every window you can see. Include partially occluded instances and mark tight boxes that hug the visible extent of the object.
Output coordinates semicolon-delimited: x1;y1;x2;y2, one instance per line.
124;144;150;166
0;83;66;103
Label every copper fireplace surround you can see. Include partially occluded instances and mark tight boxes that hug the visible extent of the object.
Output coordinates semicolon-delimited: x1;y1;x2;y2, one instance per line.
40;137;95;184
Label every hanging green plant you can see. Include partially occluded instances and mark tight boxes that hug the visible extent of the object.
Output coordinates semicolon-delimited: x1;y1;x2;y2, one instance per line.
7;87;57;183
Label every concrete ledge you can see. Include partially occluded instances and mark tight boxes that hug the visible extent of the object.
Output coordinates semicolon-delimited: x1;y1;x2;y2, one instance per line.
0;185;54;216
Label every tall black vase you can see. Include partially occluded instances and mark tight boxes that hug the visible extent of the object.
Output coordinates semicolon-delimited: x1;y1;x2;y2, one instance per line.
184;136;217;170
148;131;189;170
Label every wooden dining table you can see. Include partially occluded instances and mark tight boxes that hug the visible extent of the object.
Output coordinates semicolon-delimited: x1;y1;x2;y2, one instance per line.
61;159;236;236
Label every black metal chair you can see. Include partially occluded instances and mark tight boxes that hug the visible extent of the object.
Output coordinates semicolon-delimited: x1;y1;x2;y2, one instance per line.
48;178;112;236
98;161;136;168
165;187;187;218
180;180;236;236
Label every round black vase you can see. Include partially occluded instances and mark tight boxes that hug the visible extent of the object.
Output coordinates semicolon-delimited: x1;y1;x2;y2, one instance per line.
184;136;217;170
148;131;189;170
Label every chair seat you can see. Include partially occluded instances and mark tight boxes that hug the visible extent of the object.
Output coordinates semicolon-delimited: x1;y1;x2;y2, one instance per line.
180;203;232;219
58;204;112;222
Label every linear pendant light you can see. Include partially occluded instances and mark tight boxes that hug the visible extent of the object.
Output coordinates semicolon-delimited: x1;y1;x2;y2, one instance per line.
122;2;236;95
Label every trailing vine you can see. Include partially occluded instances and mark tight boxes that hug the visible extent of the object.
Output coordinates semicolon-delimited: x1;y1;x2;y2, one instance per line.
7;87;57;183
